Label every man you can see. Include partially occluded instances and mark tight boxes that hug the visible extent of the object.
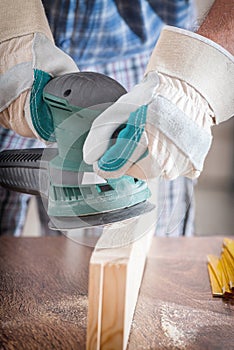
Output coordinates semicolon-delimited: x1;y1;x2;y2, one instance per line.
0;0;233;236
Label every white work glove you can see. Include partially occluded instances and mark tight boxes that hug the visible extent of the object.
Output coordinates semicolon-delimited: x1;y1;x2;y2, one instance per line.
0;0;78;141
84;26;234;180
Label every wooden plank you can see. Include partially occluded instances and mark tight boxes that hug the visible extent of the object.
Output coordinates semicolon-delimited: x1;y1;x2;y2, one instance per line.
86;263;103;349
86;180;158;350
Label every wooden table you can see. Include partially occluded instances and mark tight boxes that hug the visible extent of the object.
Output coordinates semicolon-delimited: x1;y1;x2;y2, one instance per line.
0;236;233;349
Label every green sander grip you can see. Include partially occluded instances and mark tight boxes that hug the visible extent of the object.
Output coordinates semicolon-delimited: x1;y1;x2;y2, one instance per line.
43;72;127;172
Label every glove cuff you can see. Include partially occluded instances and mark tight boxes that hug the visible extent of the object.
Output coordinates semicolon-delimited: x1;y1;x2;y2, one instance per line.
145;26;234;124
0;0;53;43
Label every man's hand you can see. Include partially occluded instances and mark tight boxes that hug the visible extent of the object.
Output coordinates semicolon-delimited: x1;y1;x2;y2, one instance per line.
84;24;233;180
0;0;78;140
83;54;214;180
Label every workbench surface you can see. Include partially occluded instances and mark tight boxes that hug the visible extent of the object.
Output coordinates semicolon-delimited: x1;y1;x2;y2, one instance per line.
0;236;233;349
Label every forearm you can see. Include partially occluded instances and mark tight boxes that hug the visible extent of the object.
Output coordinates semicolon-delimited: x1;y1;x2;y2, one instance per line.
197;0;234;55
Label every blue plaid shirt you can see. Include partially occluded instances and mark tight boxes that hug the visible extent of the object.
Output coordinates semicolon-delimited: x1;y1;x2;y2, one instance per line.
41;0;196;238
43;0;194;69
0;0;196;236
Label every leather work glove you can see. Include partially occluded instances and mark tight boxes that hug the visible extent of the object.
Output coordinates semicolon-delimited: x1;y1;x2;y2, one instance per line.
84;26;234;180
0;0;78;141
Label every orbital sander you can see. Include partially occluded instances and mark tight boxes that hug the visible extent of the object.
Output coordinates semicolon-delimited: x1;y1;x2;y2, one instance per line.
0;72;153;230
